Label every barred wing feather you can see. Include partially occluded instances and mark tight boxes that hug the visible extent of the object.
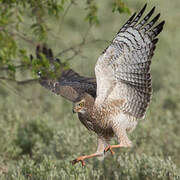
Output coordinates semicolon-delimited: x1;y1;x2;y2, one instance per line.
39;70;96;102
95;4;165;118
35;45;97;102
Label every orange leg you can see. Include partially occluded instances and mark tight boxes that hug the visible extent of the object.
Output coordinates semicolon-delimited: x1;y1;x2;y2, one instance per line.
72;153;102;166
104;144;130;154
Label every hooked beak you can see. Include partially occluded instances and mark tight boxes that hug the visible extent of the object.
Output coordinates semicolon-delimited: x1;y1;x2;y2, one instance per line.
72;106;78;114
72;109;76;114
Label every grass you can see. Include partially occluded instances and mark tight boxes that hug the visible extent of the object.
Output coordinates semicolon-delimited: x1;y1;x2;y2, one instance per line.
0;0;180;179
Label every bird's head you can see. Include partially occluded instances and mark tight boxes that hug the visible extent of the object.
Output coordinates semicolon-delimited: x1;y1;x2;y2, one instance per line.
73;99;87;114
73;93;94;114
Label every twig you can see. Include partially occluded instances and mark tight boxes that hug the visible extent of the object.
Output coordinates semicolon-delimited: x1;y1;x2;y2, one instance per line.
66;49;80;61
59;1;73;34
81;24;93;44
8;31;36;45
0;64;26;71
55;39;108;57
0;77;38;85
0;79;33;102
55;1;73;49
0;25;36;45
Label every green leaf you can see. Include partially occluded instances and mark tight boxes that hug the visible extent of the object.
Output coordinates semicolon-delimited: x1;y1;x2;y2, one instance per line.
8;64;16;72
112;0;131;14
85;3;99;25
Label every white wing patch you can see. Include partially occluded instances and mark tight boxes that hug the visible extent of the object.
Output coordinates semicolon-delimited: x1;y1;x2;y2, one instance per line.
94;5;165;119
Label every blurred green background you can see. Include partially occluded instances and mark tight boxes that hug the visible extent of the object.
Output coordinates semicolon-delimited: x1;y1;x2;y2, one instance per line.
0;0;180;179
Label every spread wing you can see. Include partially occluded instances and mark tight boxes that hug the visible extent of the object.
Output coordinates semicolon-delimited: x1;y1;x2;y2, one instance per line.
95;4;165;118
33;45;96;102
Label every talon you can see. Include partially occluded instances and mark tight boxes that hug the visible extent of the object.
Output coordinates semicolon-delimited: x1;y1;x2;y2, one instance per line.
110;148;115;155
104;146;115;155
72;159;78;165
104;146;109;154
72;158;86;166
81;160;86;166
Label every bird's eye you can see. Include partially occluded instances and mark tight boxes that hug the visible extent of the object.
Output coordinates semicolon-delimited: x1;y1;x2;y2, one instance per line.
79;102;84;107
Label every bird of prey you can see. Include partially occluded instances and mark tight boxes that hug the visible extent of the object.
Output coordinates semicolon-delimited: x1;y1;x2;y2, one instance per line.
34;4;165;166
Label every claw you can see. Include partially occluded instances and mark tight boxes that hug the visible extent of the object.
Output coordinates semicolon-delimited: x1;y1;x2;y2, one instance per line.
72;153;100;166
104;146;115;155
72;157;86;166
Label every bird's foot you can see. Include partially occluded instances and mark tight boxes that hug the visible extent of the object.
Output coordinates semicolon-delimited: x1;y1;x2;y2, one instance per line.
104;146;115;155
72;156;86;166
72;153;101;166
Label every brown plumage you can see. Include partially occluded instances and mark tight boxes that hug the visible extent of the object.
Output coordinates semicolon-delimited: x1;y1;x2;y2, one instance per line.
34;4;165;166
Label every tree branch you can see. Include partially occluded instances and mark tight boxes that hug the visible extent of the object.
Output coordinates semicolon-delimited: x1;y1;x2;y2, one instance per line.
55;39;109;57
0;64;26;71
0;79;34;102
54;1;73;49
0;77;38;85
8;31;36;45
